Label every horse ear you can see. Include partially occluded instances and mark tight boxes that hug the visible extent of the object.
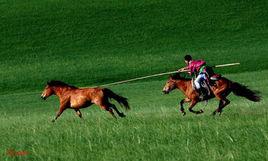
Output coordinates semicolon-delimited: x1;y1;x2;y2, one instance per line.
47;81;51;85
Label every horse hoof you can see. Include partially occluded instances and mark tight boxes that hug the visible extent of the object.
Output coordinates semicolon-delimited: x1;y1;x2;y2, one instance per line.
119;113;126;117
196;110;204;114
180;110;186;116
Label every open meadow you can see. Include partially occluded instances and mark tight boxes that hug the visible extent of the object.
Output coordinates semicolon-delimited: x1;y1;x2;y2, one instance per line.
0;0;267;160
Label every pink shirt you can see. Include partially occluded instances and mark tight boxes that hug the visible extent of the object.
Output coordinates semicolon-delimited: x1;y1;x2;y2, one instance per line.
187;60;206;74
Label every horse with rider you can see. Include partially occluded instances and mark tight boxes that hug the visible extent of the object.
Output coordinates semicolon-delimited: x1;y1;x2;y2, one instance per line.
177;55;219;100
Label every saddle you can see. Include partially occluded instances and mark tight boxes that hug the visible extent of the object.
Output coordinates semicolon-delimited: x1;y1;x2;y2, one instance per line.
205;66;221;82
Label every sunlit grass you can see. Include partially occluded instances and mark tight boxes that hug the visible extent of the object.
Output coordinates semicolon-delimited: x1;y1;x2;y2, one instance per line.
1;0;268;160
0;71;267;161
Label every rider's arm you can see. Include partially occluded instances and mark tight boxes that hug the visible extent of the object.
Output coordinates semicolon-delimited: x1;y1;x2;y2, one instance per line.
178;67;190;72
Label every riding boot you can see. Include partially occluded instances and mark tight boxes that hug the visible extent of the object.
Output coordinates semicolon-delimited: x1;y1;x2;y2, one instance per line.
200;88;208;100
196;88;204;100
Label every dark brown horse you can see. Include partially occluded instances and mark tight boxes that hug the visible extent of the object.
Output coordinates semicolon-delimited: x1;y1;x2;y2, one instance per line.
162;74;261;115
41;80;130;122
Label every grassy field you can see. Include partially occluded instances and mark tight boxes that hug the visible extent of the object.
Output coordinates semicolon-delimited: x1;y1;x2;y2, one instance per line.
0;0;267;160
0;71;267;161
1;0;268;93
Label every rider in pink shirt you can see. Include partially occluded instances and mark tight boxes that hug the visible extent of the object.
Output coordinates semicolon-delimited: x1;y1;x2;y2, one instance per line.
187;59;206;74
178;55;209;99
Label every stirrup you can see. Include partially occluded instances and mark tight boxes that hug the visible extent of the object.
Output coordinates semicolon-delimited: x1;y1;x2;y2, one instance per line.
199;95;204;100
204;100;208;106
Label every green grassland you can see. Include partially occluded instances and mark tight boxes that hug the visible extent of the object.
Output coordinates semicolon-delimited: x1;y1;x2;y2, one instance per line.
0;71;267;161
0;0;267;160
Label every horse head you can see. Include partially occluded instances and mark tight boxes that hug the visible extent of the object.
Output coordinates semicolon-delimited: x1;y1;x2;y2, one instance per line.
162;75;178;94
41;81;56;100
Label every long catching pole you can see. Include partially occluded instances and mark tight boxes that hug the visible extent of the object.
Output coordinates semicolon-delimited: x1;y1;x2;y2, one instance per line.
213;62;240;68
88;62;240;88
93;71;179;87
1;63;239;96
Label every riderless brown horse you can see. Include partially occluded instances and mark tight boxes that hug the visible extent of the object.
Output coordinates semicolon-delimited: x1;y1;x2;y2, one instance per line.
162;74;261;115
41;80;130;122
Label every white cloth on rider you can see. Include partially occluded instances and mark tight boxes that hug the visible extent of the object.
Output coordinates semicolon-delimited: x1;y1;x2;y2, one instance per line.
194;73;206;89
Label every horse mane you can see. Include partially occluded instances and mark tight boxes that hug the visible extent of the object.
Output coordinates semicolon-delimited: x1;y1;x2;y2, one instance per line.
170;73;192;81
47;80;78;89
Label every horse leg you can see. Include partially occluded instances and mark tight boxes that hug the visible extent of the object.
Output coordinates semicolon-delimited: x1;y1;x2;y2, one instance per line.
110;103;125;117
218;98;230;115
108;108;116;119
74;109;83;118
212;86;231;115
95;99;117;119
180;98;190;116
213;98;230;115
213;100;223;115
100;105;116;119
52;106;66;122
188;100;203;114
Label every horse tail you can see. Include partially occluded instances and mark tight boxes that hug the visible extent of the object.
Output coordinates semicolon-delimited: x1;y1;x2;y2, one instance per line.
231;82;261;102
103;88;130;110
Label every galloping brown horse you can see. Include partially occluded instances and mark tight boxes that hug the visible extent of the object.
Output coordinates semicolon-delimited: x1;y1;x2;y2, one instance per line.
41;80;130;122
162;74;261;115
